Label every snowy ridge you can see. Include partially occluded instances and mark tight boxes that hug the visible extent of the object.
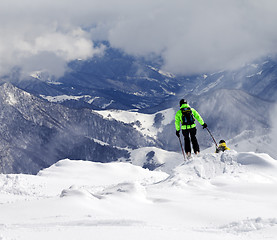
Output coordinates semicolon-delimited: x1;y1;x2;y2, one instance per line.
163;151;277;187
1;152;277;239
147;65;176;78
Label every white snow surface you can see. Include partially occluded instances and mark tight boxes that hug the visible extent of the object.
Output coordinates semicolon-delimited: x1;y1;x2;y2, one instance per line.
1;151;277;240
40;94;98;103
94;108;175;139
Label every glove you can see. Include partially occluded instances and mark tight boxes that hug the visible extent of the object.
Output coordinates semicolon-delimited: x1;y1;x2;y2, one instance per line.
202;123;207;129
176;130;180;137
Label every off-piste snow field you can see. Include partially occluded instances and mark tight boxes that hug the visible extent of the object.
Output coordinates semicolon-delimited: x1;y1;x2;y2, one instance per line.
1;150;277;240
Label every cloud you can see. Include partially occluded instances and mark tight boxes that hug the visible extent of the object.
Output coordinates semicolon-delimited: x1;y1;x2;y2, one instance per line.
107;0;277;74
1;0;277;78
0;0;106;79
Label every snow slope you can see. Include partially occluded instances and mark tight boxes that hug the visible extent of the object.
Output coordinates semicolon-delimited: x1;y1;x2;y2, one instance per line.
1;151;277;240
94;108;175;139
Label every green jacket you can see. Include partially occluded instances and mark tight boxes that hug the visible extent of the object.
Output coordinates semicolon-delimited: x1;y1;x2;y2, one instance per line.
175;103;205;131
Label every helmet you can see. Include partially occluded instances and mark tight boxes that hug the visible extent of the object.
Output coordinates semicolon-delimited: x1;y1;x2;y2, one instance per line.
219;140;226;144
179;99;187;106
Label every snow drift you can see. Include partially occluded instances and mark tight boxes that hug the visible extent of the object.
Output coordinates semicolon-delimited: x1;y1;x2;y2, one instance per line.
0;151;277;240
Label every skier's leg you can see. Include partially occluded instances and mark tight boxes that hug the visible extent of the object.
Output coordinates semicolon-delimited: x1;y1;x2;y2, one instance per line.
190;128;200;153
182;129;191;154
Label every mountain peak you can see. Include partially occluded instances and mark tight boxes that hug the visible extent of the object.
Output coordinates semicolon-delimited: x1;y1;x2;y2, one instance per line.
0;82;33;106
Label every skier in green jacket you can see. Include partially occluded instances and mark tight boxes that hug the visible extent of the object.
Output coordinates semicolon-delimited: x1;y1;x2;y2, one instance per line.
175;99;207;158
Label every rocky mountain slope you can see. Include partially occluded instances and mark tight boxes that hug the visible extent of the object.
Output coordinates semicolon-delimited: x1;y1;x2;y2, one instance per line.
0;83;156;174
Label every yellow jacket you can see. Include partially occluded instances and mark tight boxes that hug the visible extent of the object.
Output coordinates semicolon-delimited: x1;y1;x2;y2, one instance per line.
216;142;230;153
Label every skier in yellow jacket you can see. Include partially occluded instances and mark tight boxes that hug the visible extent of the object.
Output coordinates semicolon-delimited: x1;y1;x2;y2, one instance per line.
215;140;230;153
175;99;207;158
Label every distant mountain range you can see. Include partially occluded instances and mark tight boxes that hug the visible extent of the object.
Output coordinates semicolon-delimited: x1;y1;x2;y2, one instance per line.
6;46;196;113
192;56;277;102
0;45;276;174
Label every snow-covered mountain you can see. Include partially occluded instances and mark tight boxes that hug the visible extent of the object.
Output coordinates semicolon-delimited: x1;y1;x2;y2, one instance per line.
0;83;159;174
1;45;277;173
6;47;276;114
7;46;194;112
1;151;277;239
193;56;277;102
95;88;275;157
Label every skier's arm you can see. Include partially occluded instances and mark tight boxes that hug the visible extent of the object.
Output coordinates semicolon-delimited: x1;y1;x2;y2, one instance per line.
175;111;181;131
191;108;204;125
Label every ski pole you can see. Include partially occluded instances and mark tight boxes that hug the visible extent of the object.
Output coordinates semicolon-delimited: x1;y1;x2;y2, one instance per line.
206;127;218;148
178;136;186;161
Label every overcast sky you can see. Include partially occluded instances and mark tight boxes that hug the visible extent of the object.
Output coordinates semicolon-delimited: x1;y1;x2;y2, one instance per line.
1;0;277;78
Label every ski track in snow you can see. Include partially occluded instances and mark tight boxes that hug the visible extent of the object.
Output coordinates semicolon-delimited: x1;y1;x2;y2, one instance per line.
1;151;277;239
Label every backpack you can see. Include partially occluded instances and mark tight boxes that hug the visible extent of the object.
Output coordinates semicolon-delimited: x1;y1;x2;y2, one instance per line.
181;107;195;125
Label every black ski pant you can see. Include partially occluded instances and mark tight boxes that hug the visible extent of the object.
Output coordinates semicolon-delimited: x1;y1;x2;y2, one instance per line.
182;127;200;154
